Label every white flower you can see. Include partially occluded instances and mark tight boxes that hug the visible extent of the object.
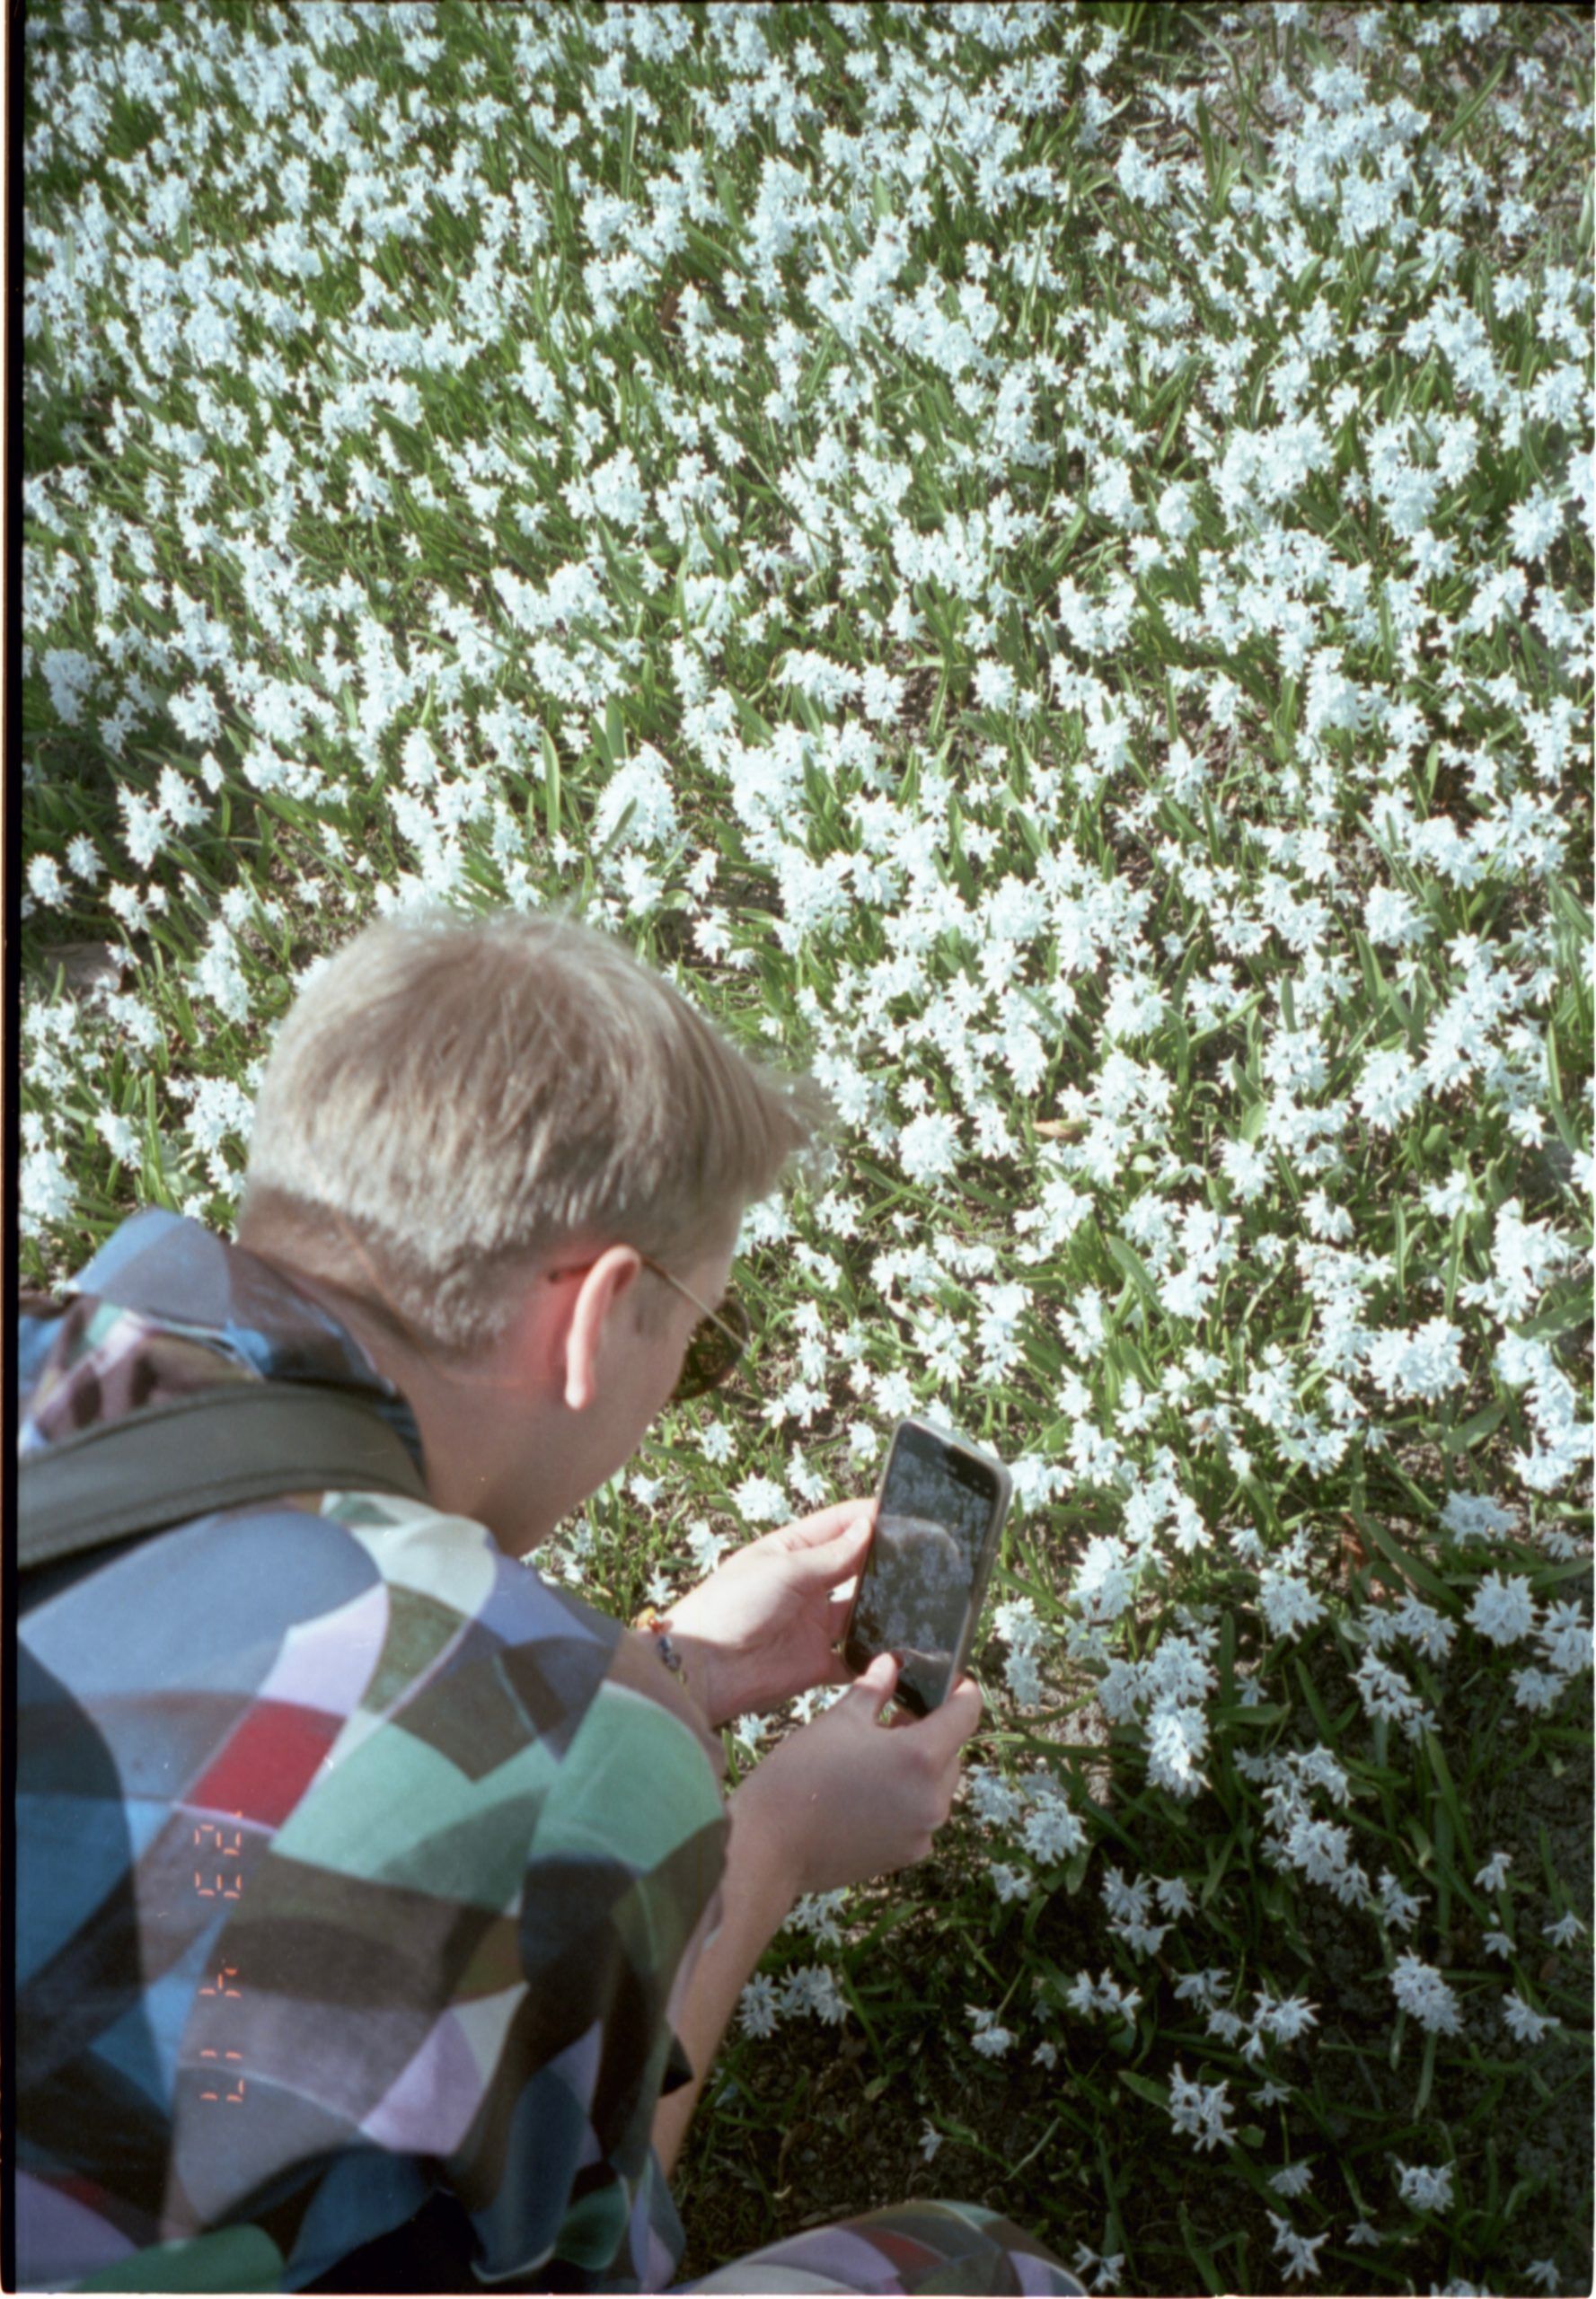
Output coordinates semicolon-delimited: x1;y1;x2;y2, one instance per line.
1502;1991;1558;2045
897;1110;961;1184
1174;1969;1229;2012
594;751;678;850
684;1519;727;1576
788;1890;848;1948
1389;1954;1461;2035
1537;1600;1592;1678
1544;1911;1586;1949
1440;1493;1517;1544
1377;1872;1426;1932
41;647;97;725
698;1420;735;1467
1355;1653;1427;1731
1167;2061;1236;2153
1394;2159;1455;2213
1145;1701;1209;1798
973;658;1017;712
780;1964;847;2026
1067;1969;1142;2023
1364;1318;1468;1403
731;1474;789;1526
1156;481;1197;542
1513;1667;1565;1714
21;1144;75;1227
400;725;439;790
739;1972;780;2038
989;1862;1032;1905
1265;2212;1329;2282
967;2006;1015;2058
95;1112;141;1162
1256;1990;1318;2046
1259;1569;1327;1640
27;852;70;906
1506;486;1567;561
860;665;904;724
1474;1852;1512;1892
1022;1791;1087;1865
1468;1572;1536;1646
919;2119;943;2162
966;1765;1027;1828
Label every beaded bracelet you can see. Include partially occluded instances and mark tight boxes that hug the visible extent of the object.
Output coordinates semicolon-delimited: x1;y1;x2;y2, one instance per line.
634;1603;690;1690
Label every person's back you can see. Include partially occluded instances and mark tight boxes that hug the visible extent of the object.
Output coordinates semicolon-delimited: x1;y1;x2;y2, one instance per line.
16;904;1083;2295
16;1207;726;2290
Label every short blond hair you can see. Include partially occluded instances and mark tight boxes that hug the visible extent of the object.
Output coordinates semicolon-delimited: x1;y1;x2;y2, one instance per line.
239;905;828;1357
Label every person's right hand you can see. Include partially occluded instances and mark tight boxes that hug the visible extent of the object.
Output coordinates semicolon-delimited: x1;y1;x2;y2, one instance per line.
727;1653;983;1899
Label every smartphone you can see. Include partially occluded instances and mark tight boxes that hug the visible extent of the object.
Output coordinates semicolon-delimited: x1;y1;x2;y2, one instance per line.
842;1417;1013;1716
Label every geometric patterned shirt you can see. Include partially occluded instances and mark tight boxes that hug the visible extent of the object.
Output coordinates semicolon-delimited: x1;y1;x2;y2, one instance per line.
15;1211;728;2293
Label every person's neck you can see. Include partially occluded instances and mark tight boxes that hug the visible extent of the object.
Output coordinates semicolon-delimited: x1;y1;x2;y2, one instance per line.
242;1245;569;1556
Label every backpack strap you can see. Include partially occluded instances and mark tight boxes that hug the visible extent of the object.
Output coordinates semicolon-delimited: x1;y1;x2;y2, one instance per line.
18;1382;429;1573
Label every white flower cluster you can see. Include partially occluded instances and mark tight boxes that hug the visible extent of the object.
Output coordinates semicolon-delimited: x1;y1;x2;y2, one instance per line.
1203;1984;1320;2066
1394;2158;1455;2214
991;1594;1053;1707
1095;1627;1219;1800
1266;2212;1330;2286
1389;1953;1462;2037
967;2004;1016;2059
1099;1866;1195;1959
1166;2060;1238;2154
1064;1969;1142;2026
1241;1742;1373;1909
737;1960;848;2039
963;1762;1088;1897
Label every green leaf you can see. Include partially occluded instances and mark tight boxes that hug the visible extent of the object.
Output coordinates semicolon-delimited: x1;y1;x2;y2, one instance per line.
1423;1731;1474;1870
1115;2069;1168;2110
1352;1504;1453;1606
540;727;561;841
1415;2026;1439;2118
1441;1402;1505;1454
1106;1235;1159;1310
1293;1654;1336;1742
1439;50;1511;148
1175;2207;1228;2296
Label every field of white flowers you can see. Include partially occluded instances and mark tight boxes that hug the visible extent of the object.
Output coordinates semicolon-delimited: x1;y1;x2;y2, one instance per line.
21;1;1594;2291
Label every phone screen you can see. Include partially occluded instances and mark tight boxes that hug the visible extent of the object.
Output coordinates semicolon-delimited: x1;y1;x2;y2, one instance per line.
845;1421;1005;1714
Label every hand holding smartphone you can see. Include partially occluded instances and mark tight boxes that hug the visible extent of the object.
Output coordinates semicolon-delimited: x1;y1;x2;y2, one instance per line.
842;1417;1012;1715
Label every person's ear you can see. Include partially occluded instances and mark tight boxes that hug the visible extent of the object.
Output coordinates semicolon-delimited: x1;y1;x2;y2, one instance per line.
560;1246;642;1413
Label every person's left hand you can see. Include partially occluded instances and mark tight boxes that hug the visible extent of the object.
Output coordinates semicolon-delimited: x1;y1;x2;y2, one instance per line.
665;1499;876;1729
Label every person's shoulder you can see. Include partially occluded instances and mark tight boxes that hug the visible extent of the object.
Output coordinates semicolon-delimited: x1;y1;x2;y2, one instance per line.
322;1488;618;1649
314;1492;635;1742
295;1494;726;1863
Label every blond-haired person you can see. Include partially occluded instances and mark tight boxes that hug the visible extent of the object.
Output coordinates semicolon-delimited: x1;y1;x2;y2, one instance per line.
16;908;1082;2297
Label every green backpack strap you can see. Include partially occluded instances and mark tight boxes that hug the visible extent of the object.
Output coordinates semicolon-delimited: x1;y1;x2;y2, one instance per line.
18;1381;429;1573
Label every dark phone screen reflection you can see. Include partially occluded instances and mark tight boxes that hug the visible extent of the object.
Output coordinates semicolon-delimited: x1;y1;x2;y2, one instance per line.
851;1424;996;1712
